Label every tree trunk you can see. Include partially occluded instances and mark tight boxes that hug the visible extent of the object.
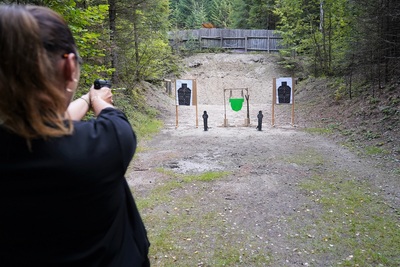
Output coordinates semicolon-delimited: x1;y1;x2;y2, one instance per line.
108;0;118;83
133;12;140;81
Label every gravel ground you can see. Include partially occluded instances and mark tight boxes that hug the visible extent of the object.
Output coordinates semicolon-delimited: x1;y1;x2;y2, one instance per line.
127;53;399;266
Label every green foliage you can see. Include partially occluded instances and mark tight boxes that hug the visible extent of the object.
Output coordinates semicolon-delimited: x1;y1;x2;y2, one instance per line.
363;130;381;140
169;0;184;29
169;0;280;29
276;56;298;74
209;0;232;28
230;0;249;28
274;0;400;88
367;97;380;105
177;36;201;56
133;38;177;80
34;0;180;89
115;0;180;83
50;2;113;88
170;0;210;29
273;0;309;51
381;106;397;116
274;0;356;77
188;0;208;28
349;0;400;86
330;78;347;101
247;0;278;29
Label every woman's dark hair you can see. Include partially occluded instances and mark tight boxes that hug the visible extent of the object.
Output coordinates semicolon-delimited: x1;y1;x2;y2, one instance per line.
0;5;78;142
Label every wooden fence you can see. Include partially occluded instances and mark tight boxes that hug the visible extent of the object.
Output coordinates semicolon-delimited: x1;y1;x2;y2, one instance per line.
168;29;283;52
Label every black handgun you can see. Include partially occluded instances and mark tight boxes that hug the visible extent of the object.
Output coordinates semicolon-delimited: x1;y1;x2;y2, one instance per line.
93;79;112;89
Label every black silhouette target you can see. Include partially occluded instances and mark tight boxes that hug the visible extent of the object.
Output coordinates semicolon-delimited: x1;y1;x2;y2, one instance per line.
176;80;193;106
275;78;293;104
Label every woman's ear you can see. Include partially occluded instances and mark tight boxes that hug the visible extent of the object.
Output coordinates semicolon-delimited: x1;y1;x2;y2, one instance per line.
62;53;80;95
62;53;78;82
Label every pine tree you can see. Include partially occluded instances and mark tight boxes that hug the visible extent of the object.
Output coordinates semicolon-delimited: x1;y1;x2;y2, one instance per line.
248;0;278;29
230;0;250;28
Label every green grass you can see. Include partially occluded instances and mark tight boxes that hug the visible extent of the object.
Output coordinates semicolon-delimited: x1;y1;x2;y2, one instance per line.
134;169;274;266
296;171;400;266
135;169;230;210
282;149;400;265
129;110;163;141
181;171;229;182
364;145;389;155
113;88;163;142
304;127;334;135
284;148;325;167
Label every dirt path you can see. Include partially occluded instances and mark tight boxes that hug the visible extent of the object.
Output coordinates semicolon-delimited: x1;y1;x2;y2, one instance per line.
127;53;399;266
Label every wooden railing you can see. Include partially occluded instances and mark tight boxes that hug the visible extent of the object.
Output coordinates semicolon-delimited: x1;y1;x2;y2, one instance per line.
168;29;283;52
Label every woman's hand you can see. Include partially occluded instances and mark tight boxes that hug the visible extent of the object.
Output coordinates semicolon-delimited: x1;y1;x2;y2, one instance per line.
90;86;114;116
90;86;113;105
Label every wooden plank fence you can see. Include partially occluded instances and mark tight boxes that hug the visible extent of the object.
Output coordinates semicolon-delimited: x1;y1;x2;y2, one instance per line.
168;29;283;52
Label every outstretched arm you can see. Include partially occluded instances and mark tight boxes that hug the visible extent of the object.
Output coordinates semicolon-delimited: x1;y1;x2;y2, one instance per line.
67;86;114;120
67;93;91;120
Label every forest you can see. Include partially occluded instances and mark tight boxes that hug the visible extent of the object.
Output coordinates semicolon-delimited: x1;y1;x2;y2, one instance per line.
1;0;399;106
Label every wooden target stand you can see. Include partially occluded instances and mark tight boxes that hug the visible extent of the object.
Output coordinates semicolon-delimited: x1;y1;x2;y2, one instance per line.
223;88;250;127
175;79;198;128
272;77;295;127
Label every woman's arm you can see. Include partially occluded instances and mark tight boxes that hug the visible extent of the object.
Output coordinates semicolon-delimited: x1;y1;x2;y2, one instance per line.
67;86;114;120
67;93;90;120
